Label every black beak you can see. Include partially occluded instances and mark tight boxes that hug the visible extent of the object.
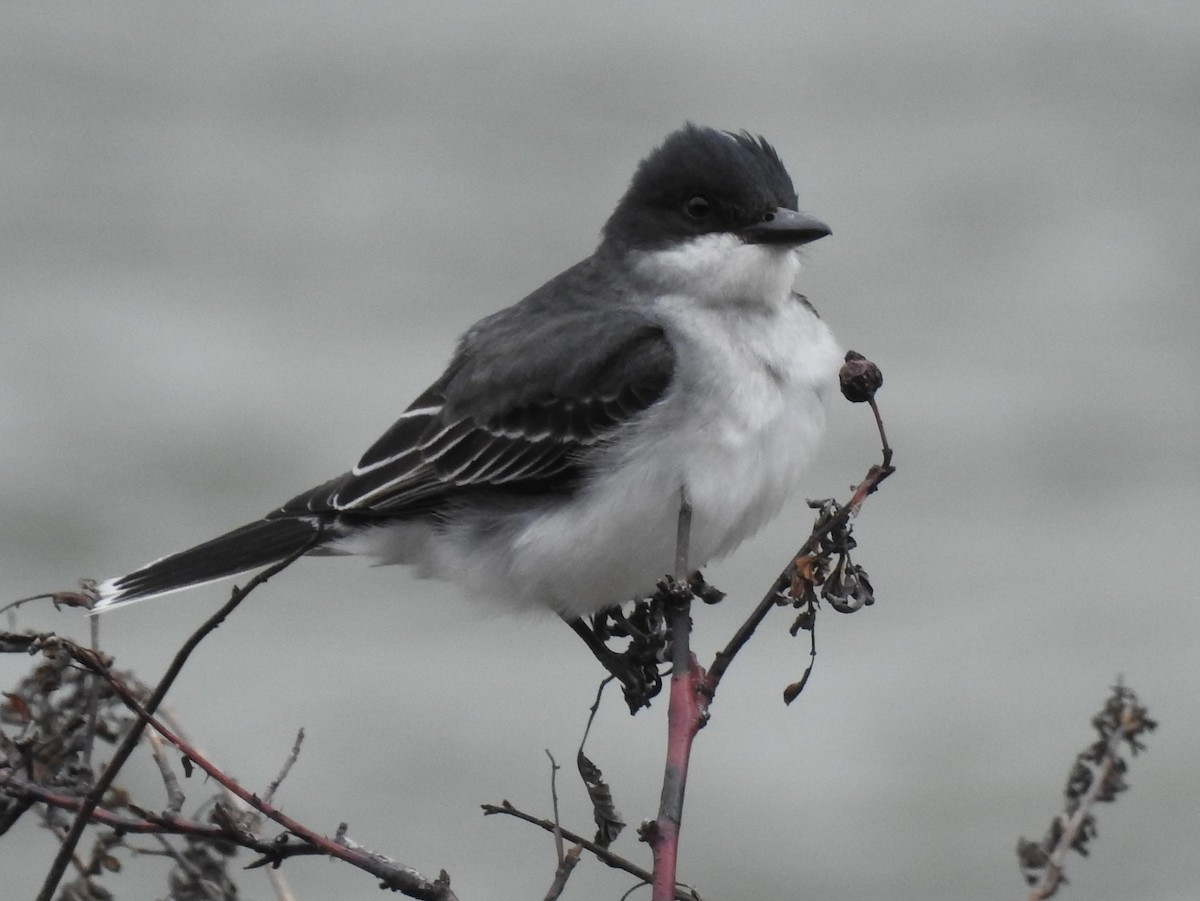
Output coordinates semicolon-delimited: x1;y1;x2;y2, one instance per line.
741;208;831;246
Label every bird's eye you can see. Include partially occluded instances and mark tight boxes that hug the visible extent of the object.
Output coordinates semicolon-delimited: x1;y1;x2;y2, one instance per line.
684;196;712;219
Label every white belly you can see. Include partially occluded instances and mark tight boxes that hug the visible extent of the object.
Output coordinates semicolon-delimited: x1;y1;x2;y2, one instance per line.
434;293;841;617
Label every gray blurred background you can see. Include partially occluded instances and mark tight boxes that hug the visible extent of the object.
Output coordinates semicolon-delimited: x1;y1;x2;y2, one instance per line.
3;3;1198;899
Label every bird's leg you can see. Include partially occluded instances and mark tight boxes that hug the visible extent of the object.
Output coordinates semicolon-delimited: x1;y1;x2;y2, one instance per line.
563;494;723;711
563;578;723;712
566;610;665;713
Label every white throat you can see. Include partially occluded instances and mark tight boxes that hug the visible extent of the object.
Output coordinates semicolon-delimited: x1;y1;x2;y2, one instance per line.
631;234;801;310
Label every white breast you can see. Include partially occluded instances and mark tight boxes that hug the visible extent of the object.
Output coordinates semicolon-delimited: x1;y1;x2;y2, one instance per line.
652;288;841;554
372;242;842;617
489;260;840;616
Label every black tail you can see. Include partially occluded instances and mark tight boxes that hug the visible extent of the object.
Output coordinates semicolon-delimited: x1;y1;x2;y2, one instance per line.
93;517;325;609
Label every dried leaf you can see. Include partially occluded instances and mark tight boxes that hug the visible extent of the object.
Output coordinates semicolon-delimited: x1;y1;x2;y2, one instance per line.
577;749;624;848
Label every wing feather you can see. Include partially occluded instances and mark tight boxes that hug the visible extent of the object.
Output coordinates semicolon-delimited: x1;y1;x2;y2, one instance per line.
276;298;674;519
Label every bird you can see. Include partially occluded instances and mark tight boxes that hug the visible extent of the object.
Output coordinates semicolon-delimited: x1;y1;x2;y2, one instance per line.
91;124;842;620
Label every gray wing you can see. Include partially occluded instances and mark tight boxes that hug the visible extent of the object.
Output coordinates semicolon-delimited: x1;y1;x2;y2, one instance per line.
277;298;674;518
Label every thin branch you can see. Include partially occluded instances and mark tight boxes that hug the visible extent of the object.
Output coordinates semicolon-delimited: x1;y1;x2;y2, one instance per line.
83;614;101;771
867;396;892;465
545;750;566;864
580;676;614;748
482;801;700;901
541;749;583;901
332;823;456;899
0;769;296;854
155;709;298;901
1019;683;1156;900
0;593;59;618
266;866;299;901
146;832;228;901
673;489;692;584
1026;749;1126;901
646;495;708;901
543;845;583;901
705;443;893;696
37;540;318;901
161;710;300;901
263;728;305;806
58;642;457;899
145;730;186;815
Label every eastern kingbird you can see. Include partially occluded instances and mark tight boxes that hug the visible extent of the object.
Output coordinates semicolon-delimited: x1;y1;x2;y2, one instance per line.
93;124;841;617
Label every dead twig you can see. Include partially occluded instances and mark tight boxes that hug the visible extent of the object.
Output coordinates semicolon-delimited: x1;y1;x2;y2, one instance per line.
482;800;700;901
35;542;318;901
707;351;892;701
263;728;305;807
37;634;458;899
1017;682;1156;899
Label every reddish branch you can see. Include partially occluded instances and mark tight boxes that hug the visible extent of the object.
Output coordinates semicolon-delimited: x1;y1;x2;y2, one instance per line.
500;353;893;898
0;771;306;857
35;546;317;901
10;351;893;901
645;378;896;898
524;448;891;899
6;534;459;901
646;650;707;901
9;628;459;900
641;496;710;900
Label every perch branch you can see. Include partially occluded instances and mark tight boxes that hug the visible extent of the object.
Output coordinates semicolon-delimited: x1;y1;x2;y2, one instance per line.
645;493;709;901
